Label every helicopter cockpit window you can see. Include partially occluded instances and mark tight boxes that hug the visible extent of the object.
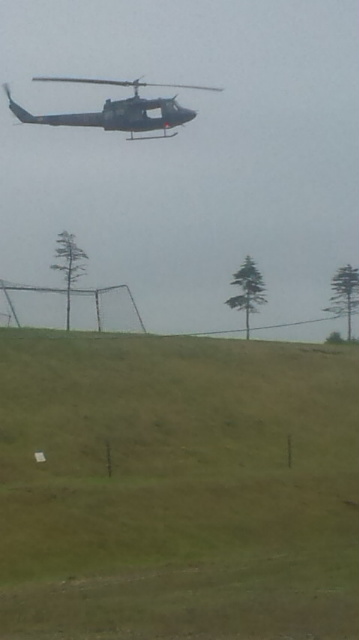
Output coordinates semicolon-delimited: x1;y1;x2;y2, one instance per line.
169;101;181;112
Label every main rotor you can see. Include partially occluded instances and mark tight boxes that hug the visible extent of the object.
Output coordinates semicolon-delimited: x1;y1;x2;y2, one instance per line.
32;76;224;98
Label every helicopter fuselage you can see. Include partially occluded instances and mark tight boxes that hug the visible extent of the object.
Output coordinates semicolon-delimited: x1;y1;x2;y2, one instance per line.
103;96;196;132
7;93;196;136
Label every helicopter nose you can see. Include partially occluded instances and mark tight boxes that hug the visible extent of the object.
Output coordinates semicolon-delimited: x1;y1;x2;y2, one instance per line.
184;109;197;123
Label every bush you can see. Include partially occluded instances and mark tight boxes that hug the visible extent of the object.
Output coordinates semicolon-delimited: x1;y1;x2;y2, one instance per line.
325;331;344;344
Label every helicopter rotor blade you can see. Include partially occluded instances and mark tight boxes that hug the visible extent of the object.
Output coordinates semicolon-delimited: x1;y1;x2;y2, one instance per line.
142;83;223;92
33;77;138;87
32;77;224;92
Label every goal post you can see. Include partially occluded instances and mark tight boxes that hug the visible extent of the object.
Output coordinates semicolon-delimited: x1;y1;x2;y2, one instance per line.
95;285;146;333
0;280;146;333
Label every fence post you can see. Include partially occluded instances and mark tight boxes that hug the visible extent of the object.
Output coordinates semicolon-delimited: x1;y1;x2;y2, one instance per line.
287;434;292;469
106;439;112;478
95;290;102;332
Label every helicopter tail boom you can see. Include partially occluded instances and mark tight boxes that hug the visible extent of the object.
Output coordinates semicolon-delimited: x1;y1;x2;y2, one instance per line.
10;102;103;127
4;86;103;127
34;112;104;127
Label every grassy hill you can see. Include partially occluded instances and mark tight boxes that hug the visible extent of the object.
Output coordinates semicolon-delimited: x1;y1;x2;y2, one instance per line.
0;328;358;639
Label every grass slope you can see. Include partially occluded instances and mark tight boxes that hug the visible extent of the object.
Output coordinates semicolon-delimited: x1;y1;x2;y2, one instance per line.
0;328;358;639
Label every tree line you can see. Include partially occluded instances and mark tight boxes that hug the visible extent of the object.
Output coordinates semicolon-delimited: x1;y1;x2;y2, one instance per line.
50;231;359;340
226;255;359;341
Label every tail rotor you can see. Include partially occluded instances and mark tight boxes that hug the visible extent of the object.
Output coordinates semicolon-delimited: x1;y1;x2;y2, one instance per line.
3;83;12;101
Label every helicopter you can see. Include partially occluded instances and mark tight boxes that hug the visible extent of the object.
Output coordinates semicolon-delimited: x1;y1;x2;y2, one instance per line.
3;77;223;140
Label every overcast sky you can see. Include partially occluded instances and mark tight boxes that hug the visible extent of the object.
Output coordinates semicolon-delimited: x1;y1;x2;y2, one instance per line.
1;0;358;341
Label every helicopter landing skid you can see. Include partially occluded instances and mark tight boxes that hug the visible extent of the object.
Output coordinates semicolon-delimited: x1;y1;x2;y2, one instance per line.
127;130;178;141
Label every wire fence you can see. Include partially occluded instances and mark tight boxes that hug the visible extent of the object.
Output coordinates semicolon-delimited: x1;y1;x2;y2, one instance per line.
175;314;346;337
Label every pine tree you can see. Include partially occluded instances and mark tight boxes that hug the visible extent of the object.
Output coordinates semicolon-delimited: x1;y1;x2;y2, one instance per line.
225;255;267;340
324;264;359;341
51;231;88;331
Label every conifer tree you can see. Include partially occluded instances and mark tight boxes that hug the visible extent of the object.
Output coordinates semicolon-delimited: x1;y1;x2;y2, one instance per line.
51;231;88;331
225;255;267;340
324;264;359;341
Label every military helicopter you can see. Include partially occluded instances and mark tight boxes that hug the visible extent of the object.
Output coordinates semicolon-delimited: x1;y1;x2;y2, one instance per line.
3;77;223;140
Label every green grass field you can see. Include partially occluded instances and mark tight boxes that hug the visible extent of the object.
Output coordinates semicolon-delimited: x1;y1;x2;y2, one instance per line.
0;328;358;639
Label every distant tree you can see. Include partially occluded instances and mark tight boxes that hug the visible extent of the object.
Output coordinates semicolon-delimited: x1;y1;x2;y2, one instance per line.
323;264;359;341
225;255;267;340
325;331;344;344
51;231;88;331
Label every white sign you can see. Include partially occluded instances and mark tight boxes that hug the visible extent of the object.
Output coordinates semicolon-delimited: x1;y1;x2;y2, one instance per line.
34;451;46;463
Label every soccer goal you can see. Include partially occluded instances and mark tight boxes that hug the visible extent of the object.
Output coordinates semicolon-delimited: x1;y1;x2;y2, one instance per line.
0;280;146;333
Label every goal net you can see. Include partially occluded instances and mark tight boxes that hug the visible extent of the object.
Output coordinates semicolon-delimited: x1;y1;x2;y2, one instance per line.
0;281;146;333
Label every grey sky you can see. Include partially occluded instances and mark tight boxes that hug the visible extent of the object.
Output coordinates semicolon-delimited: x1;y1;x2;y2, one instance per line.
1;0;358;340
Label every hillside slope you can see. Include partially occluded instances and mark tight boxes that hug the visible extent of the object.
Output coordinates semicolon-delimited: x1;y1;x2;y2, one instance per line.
0;329;358;639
